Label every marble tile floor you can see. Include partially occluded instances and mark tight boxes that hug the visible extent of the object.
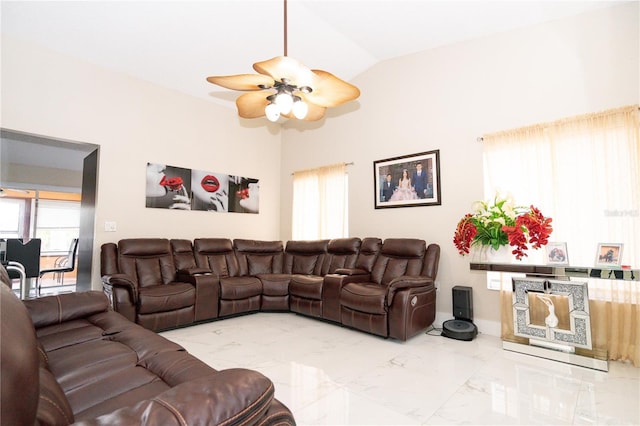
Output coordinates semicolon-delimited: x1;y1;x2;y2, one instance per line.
160;313;639;425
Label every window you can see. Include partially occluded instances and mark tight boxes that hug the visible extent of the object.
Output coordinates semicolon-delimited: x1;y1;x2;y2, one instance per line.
482;105;638;267
292;163;349;240
1;191;80;253
483;105;640;365
0;198;25;238
35;199;80;254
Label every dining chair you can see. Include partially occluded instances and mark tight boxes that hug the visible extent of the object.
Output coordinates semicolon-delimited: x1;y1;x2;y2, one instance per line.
37;238;79;295
6;238;42;298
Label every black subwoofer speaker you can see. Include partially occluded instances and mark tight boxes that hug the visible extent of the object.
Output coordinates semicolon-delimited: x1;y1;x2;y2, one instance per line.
452;285;473;321
441;285;477;341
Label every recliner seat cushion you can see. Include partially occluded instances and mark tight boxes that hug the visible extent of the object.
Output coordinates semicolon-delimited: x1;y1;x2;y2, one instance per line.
258;273;290;296
137;283;196;314
341;283;387;314
289;275;323;300
219;277;262;300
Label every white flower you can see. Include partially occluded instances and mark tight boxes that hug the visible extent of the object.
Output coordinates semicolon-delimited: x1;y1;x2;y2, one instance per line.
471;200;485;214
503;203;516;220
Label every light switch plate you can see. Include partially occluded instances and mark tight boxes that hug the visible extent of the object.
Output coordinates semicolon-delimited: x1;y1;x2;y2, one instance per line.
104;221;117;232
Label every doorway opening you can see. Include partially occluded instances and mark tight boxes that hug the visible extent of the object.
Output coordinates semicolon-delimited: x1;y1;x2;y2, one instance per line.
1;129;99;297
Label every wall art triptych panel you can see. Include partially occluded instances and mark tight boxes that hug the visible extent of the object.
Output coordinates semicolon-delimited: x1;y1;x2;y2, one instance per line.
145;163;259;214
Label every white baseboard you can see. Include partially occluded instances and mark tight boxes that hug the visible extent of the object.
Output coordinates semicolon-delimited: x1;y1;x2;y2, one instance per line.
435;311;501;337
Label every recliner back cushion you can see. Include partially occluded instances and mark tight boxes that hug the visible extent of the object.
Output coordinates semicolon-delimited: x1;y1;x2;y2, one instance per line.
170;239;197;270
194;238;239;277
246;255;277;275
289;255;320;275
118;239;177;288
370;239;426;285
234;239;284;276
283;240;328;275
355;238;382;272
323;238;361;274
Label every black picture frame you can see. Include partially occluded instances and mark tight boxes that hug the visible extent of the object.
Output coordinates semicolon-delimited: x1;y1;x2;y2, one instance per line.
374;150;441;209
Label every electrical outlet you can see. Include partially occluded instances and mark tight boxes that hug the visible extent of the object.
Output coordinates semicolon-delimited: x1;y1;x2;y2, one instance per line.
488;278;501;290
104;221;117;232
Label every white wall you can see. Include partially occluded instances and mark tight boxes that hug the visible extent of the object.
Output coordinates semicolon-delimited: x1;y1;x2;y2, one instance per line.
280;3;639;335
1;3;637;334
1;36;283;289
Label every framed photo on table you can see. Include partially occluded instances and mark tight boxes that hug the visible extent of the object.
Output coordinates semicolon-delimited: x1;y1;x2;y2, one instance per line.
373;150;441;209
545;242;569;265
594;243;623;268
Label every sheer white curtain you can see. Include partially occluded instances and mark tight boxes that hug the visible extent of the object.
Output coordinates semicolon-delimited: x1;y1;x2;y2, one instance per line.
483;105;640;366
292;163;348;240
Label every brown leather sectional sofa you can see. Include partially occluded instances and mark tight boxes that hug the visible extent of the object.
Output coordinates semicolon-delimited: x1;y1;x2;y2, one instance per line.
101;237;440;341
0;264;295;425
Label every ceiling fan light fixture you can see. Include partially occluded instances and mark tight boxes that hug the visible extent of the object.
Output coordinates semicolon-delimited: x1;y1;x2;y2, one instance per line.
205;0;359;123
292;98;308;119
265;102;281;122
275;92;294;114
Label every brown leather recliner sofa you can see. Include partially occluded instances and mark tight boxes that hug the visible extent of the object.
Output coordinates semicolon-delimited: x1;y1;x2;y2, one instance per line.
101;237;440;341
0;263;295;426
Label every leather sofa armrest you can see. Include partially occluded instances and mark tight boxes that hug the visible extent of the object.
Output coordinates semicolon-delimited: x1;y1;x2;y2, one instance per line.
386;276;434;305
322;272;372;323
333;268;369;276
176;271;219;322
102;274;138;321
75;368;282;426
102;273;138;304
24;291;110;329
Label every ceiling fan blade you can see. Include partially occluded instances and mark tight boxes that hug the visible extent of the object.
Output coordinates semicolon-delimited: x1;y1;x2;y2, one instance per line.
300;102;326;121
304;69;360;108
235;91;271;119
206;74;274;91
253;56;315;86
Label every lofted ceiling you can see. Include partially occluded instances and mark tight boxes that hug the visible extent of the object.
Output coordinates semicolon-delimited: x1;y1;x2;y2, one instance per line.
0;0;628;181
1;0;626;112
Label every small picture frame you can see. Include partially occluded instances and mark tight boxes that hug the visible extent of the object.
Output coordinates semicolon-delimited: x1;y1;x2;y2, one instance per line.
545;242;569;265
594;243;623;268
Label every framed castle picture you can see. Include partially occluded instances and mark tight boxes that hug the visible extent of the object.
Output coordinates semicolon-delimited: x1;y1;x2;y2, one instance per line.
594;243;623;268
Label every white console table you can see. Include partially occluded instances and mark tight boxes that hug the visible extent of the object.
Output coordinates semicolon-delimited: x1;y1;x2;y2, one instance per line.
469;262;637;371
470;262;638;281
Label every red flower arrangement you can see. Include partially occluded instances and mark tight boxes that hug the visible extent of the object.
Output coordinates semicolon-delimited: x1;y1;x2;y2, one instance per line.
453;195;553;260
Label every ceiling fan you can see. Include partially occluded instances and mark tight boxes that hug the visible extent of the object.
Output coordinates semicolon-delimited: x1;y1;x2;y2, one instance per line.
206;0;360;122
